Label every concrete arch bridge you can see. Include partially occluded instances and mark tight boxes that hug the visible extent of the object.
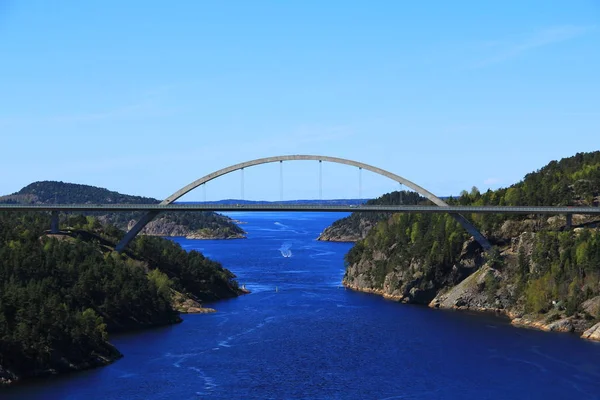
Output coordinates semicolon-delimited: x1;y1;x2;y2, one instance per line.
113;155;493;252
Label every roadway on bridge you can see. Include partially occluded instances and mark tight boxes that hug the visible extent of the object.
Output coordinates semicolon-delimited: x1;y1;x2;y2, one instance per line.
1;203;599;215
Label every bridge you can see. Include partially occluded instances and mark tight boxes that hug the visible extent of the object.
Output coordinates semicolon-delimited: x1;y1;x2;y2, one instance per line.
2;203;599;215
1;155;598;252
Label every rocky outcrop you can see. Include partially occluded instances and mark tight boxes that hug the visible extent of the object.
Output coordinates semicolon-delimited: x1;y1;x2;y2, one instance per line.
496;216;591;241
317;231;361;242
344;229;600;340
344;236;486;306
581;323;600;341
343;252;424;303
186;230;245;240
511;316;575;332
172;291;216;314
429;265;504;312
317;218;376;242
344;281;404;301
340;152;600;342
139;217;192;236
497;219;540;240
127;217;247;239
581;296;600;319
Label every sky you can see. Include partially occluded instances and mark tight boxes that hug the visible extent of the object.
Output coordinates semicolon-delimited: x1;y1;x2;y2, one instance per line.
1;1;599;201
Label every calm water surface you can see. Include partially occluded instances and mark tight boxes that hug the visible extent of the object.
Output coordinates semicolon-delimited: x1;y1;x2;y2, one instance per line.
4;212;600;399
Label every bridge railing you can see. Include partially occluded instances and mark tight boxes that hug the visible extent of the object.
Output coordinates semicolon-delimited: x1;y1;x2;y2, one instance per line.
0;203;599;214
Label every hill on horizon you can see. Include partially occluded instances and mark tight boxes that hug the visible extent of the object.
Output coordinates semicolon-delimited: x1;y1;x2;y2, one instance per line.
0;181;246;239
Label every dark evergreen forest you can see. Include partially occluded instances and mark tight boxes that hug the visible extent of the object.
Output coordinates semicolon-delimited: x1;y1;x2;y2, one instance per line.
0;212;240;384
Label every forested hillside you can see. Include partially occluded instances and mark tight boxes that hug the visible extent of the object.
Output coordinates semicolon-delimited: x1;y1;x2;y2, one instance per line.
0;181;246;239
317;191;424;241
342;151;600;341
0;212;242;385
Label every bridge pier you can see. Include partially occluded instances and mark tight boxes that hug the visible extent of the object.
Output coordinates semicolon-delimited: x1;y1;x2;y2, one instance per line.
115;210;160;252
449;213;492;251
358;167;362;201
50;211;59;234
566;213;573;229
279;161;283;202
319;160;322;200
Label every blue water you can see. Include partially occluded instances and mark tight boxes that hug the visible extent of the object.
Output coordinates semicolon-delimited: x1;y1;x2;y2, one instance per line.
4;212;600;400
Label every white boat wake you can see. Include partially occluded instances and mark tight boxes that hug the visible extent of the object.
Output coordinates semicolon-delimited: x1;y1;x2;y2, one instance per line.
279;242;293;257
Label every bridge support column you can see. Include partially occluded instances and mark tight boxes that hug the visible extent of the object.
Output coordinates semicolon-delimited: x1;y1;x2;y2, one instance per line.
279;161;283;202
450;213;492;251
50;211;59;234
566;213;573;229
115;211;160;253
358;167;362;201
319;160;322;200
241;168;245;200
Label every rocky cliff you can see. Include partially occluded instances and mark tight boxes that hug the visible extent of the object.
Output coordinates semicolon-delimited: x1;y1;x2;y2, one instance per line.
125;216;246;239
344;216;600;342
317;217;376;242
341;151;600;342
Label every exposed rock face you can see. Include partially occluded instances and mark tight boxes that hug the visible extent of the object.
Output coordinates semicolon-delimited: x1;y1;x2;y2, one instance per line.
127;217;246;239
495;216;589;241
498;219;540;240
344;230;599;339
137;217;192;236
317;218;376;242
317;232;361;242
344;281;404;301
429;265;506;312
511;316;575;333
344;239;485;306
581;323;600;341
186;231;245;240
581;296;600;319
545;318;576;332
172;291;216;314
339;153;600;342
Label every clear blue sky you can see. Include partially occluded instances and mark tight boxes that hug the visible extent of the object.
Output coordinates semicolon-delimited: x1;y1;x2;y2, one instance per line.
1;1;599;201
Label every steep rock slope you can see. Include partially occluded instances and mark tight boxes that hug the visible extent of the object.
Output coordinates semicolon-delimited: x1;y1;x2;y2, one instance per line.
343;151;600;341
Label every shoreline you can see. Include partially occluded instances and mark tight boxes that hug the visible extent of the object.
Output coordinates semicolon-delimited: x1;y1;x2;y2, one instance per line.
1;287;248;387
149;234;247;240
343;280;600;343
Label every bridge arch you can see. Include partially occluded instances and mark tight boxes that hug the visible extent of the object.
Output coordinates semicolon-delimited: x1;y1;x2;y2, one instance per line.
115;155;491;251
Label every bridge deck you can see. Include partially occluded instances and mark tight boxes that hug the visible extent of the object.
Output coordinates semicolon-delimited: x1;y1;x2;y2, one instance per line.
0;203;599;215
